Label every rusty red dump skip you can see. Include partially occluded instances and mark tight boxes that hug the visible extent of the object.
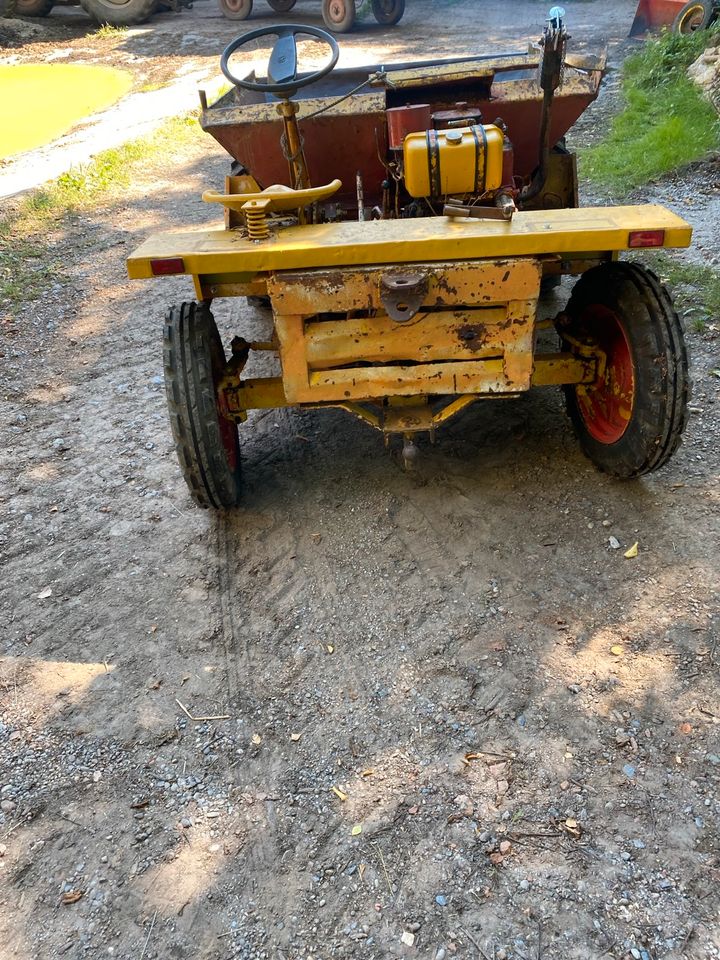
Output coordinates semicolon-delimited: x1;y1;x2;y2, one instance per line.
200;48;606;210
630;0;687;37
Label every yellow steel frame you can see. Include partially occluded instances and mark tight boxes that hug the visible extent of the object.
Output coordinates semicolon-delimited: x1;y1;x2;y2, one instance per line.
128;204;692;435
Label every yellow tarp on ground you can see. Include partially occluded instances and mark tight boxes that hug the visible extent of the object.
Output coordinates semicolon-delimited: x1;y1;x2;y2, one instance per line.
0;63;132;160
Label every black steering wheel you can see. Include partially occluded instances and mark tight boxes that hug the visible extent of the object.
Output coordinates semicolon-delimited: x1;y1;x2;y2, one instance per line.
220;24;340;97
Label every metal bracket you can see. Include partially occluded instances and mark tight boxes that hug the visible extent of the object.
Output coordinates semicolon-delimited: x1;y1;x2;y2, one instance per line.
380;272;428;323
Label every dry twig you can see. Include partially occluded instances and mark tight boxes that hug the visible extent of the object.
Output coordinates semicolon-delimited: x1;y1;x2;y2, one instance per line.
175;698;230;722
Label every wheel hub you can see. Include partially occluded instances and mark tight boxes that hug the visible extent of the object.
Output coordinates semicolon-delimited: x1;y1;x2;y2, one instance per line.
575;304;635;444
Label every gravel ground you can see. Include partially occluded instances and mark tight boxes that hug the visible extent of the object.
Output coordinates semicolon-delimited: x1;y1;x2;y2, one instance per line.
1;2;719;959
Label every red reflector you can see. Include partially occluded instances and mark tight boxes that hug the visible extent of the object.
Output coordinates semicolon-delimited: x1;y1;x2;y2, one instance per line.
628;230;665;248
150;257;185;275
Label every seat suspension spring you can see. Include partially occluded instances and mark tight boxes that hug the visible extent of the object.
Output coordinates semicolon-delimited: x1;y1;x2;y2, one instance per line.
246;206;270;242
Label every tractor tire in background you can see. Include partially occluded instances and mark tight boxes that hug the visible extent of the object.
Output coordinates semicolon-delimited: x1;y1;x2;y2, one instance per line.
218;0;252;18
164;302;242;510
322;0;355;32
15;0;54;14
673;0;715;33
80;0;156;23
267;0;296;10
558;261;690;479
371;0;404;24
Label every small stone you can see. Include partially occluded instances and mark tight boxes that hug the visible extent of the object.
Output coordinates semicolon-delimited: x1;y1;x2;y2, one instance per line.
401;931;415;947
519;879;530;891
435;894;448;907
499;840;511;855
407;922;421;933
435;950;446;960
623;764;636;779
0;844;6;857
608;536;621;550
0;800;16;814
705;753;720;766
497;779;509;796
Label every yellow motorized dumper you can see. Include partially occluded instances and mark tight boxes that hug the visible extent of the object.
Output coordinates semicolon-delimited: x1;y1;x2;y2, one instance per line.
128;12;691;509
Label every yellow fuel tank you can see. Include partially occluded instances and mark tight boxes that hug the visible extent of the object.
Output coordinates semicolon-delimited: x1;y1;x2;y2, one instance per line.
403;124;505;198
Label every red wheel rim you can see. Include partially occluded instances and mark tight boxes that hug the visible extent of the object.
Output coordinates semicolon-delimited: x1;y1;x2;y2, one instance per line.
211;350;239;471
218;409;239;470
575;305;635;444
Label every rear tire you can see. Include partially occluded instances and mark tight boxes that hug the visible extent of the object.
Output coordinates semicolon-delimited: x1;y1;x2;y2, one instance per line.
164;302;242;510
80;0;155;24
371;0;404;24
558;261;690;478
218;0;251;18
673;0;714;33
322;0;355;32
16;0;54;15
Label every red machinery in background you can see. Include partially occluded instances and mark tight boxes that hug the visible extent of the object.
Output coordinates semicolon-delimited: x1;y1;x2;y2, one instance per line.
631;0;719;36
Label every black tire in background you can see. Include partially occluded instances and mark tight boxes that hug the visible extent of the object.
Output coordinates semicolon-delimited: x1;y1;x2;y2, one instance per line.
15;0;54;15
673;0;715;33
164;302;242;510
558;261;690;478
80;0;155;23
322;0;355;32
371;0;404;25
217;0;252;18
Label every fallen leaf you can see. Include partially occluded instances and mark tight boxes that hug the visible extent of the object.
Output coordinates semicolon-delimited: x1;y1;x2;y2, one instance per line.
360;769;375;778
61;891;84;905
251;734;262;746
37;588;52;600
332;786;348;802
624;542;639;559
408;806;419;815
290;733;302;742
610;645;624;657
489;852;504;866
563;817;582;839
351;824;362;836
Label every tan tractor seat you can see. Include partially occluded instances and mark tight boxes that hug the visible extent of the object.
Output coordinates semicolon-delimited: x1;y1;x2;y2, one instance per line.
202;179;343;215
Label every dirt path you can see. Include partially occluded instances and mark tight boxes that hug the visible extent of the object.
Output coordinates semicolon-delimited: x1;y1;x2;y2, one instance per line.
1;3;719;959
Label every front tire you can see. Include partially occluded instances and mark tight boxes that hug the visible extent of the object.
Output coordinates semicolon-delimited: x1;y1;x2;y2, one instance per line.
558;261;690;478
80;0;155;24
164;302;242;510
322;0;355;32
673;0;714;33
218;0;251;19
371;0;404;24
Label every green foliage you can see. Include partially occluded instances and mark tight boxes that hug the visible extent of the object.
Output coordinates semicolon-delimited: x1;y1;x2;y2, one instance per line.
644;251;720;328
0;113;200;314
582;28;720;192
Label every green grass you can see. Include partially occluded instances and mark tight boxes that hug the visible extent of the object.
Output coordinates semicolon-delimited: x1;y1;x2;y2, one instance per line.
643;251;720;332
94;24;128;39
582;27;720;192
0;113;200;315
